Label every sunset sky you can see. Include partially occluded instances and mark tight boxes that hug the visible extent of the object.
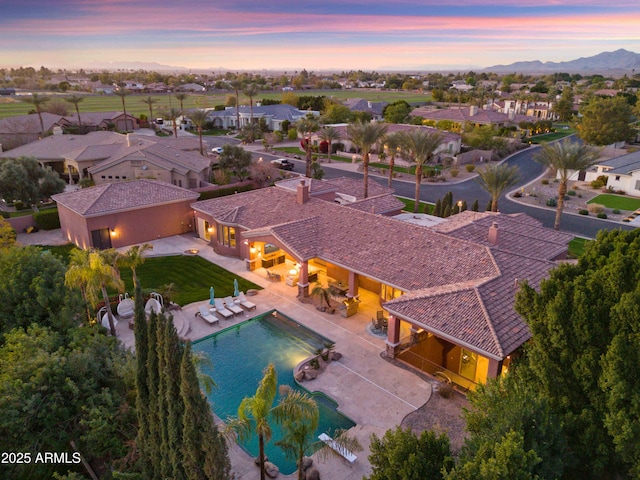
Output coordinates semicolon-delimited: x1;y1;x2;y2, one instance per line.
1;0;639;71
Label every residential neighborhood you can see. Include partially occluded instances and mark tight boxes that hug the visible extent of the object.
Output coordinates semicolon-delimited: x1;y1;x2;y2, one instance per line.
1;8;640;480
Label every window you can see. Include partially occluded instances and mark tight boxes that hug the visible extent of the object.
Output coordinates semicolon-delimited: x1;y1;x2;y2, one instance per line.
101;176;106;179
635;180;640;191
218;225;236;248
115;176;120;179
615;176;621;181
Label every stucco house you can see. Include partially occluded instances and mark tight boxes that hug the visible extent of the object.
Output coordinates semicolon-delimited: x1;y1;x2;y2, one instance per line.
190;178;572;389
342;98;388;121
52;180;200;249
206;104;320;131
569;150;640;197
410;105;536;129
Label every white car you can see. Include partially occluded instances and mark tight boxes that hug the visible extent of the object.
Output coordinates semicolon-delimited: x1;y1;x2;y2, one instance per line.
211;147;224;154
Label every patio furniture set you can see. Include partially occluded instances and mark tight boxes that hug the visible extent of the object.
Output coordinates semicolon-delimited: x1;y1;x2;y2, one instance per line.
196;292;257;326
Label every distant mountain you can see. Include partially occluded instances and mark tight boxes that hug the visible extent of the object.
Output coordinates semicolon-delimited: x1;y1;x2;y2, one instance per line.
484;49;640;74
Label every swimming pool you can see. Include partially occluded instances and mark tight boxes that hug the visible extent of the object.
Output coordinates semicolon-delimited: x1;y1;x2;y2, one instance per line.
192;310;355;475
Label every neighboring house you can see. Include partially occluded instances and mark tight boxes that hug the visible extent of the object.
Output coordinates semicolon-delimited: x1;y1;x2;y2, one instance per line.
92;83;116;94
144;82;170;93
410;105;536;128
502;99;558;121
0;113;66;151
342;98;388;121
206;104;320;131
450;80;474;92
176;83;206;92
63;111;139;132
569;150;640;197
52;180;199;249
191;181;571;390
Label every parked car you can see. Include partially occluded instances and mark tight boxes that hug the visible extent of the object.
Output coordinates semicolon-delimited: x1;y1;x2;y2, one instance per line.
270;158;295;171
211;147;224;154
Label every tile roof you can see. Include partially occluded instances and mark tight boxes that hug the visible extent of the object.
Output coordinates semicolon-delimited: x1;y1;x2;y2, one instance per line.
0;113;64;135
52;179;199;216
595;150;640;174
331;123;461;145
345;194;405;215
410;106;536;125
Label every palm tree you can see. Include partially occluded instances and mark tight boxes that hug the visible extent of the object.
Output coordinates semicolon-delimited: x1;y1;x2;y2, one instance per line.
311;282;332;311
347;121;388;199
476;163;521;213
230;80;243;130
167;107;182;138
535;139;600;230
241;122;261;144
242;83;259;124
296;116;320;178
189;109;209;156
65;248;124;335
384;132;402;188
114;89;131;132
175;92;189;114
22;93;50;134
396;129;443;212
118;243;153;285
142;96;159;123
65;94;84;128
226;364;317;480
318;126;342;163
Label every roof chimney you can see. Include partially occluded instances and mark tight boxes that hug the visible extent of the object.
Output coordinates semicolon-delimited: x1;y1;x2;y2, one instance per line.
488;222;499;245
469;105;478;116
296;179;310;204
126;133;131;147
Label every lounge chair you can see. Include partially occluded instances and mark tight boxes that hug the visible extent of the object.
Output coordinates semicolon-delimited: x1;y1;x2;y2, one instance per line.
236;292;256;311
224;296;244;316
117;298;135;319
197;305;219;326
213;298;234;320
318;433;357;465
145;298;162;316
266;270;281;282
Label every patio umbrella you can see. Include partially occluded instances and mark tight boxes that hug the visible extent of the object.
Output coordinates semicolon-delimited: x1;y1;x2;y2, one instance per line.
209;286;215;305
233;279;239;298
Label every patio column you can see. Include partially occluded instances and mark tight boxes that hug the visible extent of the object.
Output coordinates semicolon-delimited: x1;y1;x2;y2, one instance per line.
385;314;402;358
297;261;309;298
347;271;359;298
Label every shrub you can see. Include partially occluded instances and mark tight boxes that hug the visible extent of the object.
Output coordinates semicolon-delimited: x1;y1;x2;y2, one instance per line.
465;164;475;173
33;209;61;230
437;382;454;398
449;169;459;178
546;197;557;207
590;175;608;189
513;191;522;198
587;203;604;214
332;142;345;154
567;190;576;196
613;209;621;214
579;209;589;215
616;190;627;195
541;179;549;185
597;213;608;219
198;183;254;200
287;128;298;141
13;201;26;210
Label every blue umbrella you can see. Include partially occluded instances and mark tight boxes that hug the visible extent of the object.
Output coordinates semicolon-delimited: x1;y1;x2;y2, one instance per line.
233;279;239;298
209;286;215;305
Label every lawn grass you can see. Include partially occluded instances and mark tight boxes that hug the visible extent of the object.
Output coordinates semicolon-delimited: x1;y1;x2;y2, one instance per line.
36;243;78;263
396;196;434;214
528;130;575;144
568;237;590;259
587;194;640;211
120;255;261;306
272;147;349;162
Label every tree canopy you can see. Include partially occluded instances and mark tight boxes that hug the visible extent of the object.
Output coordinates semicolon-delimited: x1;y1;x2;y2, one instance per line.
576;95;635;146
218;144;253;181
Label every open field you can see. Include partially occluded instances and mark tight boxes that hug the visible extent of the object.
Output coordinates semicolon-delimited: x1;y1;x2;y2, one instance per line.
588;194;640;211
0;89;432;120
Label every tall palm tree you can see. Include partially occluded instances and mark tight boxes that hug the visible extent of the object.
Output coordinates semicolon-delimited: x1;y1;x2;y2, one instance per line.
318;126;342;163
188;109;209;156
142;96;159;123
167;107;182;138
226;364;317;480
230;80;243;130
242;83;259;125
118;243;153;285
22;93;50;134
476;163;521;213
535;139;600;230
296;116;320;178
175;92;189;114
396;129;444;212
347;121;388;198
65;248;124;335
115;89;131;132
384;132;402;188
65;94;84;128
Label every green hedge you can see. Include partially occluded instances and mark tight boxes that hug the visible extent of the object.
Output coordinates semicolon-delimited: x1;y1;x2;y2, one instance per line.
34;209;61;230
197;183;254;201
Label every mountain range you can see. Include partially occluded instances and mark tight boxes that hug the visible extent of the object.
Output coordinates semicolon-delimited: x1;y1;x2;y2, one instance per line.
484;49;640;74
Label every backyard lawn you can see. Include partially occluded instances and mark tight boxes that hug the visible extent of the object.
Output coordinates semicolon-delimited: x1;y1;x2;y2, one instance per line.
568;237;590;258
397;196;434;214
587;194;640;211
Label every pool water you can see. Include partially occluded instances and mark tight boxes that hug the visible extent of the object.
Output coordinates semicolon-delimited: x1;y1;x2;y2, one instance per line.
192;310;355;474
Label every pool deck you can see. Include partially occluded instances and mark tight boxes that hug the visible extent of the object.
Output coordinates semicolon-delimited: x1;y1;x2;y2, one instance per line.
112;233;435;480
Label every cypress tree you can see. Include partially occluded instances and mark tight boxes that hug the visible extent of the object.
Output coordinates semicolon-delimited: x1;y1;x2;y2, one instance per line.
164;315;186;480
134;281;152;477
156;313;172;479
486;199;493;211
181;342;231;480
443;204;452;218
460;200;467;212
444;191;453;209
472;199;479;212
452;203;460;215
146;310;161;477
433;199;442;217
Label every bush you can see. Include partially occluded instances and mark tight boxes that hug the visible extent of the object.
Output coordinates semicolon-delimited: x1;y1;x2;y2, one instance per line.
465;164;475;173
449;169;459;178
513;191;522;198
613;209;621;214
616;190;627;195
13;201;26;210
590;175;608;189
597;213;608;219
287;128;298;141
567;190;576;196
546;197;557;207
587;203;604;214
541;179;549;185
332;142;345;154
197;183;254;200
579;209;589;215
33;209;61;230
